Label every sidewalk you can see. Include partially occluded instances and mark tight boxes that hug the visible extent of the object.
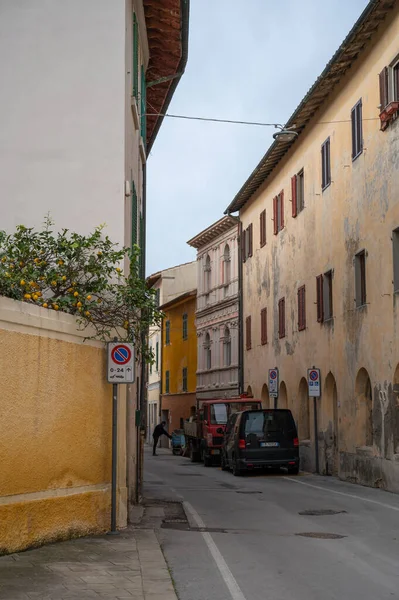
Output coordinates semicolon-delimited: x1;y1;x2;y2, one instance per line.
0;527;178;600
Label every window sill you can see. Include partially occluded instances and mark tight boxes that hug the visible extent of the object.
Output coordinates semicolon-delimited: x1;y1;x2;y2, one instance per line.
131;96;140;130
298;326;306;332
355;303;367;310
352;149;363;162
322;182;331;192
323;316;334;324
260;242;266;248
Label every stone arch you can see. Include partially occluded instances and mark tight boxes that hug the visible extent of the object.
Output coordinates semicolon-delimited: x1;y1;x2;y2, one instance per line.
298;378;310;440
246;385;253;398
261;384;270;408
323;372;339;475
355;368;373;448
279;381;288;409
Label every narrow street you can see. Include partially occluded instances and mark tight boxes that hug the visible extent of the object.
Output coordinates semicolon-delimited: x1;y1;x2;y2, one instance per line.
145;448;399;600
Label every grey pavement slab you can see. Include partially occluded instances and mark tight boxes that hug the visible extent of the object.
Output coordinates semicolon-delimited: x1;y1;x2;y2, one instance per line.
0;529;178;600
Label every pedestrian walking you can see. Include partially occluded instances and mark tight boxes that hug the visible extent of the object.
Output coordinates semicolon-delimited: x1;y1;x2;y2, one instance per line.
152;421;172;456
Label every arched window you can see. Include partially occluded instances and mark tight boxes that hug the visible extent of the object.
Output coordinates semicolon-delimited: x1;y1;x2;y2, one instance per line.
223;326;231;367
223;245;231;285
204;332;212;370
204;255;211;293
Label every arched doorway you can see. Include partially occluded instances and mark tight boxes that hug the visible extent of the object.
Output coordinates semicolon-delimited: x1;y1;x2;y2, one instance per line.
261;384;269;408
324;372;339;475
298;378;310;440
355;368;373;448
279;382;288;409
246;385;253;398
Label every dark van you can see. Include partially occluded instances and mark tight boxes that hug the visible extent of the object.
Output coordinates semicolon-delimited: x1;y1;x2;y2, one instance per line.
221;409;299;476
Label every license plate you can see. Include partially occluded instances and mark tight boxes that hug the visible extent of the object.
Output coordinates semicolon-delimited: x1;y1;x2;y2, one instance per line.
211;449;220;455
260;442;279;447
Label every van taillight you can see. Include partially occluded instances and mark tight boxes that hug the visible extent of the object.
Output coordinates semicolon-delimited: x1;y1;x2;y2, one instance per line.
294;437;299;447
238;439;246;449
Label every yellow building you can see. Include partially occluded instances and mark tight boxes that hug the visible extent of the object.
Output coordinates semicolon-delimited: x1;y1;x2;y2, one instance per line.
160;291;197;434
226;0;399;491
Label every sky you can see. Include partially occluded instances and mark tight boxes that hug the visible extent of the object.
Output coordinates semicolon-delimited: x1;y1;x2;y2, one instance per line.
146;0;369;276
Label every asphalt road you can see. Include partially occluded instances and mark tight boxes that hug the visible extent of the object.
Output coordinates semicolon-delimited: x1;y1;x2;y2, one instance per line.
144;447;399;600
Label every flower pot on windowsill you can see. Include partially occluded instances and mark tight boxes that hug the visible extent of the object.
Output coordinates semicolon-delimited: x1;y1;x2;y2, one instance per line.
379;101;399;129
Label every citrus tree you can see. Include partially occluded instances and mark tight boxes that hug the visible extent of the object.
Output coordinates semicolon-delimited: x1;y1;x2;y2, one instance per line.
0;218;161;362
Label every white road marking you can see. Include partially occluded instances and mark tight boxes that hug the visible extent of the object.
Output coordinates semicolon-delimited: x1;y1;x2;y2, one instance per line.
184;501;247;600
283;477;399;512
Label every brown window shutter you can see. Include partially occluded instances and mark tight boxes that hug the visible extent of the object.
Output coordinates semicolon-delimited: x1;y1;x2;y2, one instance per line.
260;210;266;247
261;307;267;345
291;175;297;218
316;275;324;322
379;67;389;110
273;196;278;235
298;285;306;331
246;316;252;350
248;224;253;257
279;298;285;338
280;190;285;229
242;229;246;262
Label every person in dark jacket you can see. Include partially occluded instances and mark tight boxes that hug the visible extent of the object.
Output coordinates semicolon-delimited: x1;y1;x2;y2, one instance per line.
152;421;172;456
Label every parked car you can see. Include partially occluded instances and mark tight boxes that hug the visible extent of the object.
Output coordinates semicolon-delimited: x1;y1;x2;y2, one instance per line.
221;409;299;476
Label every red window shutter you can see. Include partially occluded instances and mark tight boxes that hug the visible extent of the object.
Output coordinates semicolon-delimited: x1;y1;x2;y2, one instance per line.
379;67;389;110
291;175;297;218
280;190;285;229
248;224;253;257
279;298;285;338
242;229;246;262
260;210;266;247
316;275;324;322
246;316;252;350
261;308;267;345
298;286;306;331
273;196;278;235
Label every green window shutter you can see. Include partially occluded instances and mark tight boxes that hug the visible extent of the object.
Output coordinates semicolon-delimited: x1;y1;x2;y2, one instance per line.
140;65;146;142
131;182;137;248
149;346;152;374
139;213;144;278
156;342;159;371
165;370;170;394
133;14;139;98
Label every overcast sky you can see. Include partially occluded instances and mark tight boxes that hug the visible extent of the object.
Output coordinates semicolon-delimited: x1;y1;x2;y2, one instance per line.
146;0;369;276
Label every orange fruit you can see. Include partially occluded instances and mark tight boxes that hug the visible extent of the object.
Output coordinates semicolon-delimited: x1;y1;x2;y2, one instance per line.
43;303;48;309
24;294;31;300
73;291;79;297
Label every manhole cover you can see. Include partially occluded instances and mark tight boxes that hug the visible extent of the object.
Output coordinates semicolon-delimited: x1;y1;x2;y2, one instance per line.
298;509;347;516
236;490;262;494
295;532;346;539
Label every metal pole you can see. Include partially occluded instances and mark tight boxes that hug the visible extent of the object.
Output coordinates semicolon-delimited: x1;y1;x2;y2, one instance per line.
314;397;319;474
110;383;118;533
274;397;278;409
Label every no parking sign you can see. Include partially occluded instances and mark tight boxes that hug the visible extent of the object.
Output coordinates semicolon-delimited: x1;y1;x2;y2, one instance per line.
269;368;279;398
307;368;321;397
107;342;135;383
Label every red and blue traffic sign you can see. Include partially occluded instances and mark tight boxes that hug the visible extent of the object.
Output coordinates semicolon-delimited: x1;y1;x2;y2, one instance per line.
309;369;319;382
111;344;132;365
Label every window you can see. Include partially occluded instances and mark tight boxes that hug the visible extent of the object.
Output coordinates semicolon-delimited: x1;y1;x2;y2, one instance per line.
321;138;331;190
182;313;188;340
155;341;159;371
316;271;333;323
291;169;304;217
260;210;266;247
261;307;267;345
351;99;363;160
355;250;367;307
204;255;211;292
132;13;139;99
394;62;399;102
223;327;231;367
246;316;252;350
273;191;284;234
393;228;399;293
165;370;170;394
182;367;188;392
140;65;146;141
323;270;333;320
379;60;399;130
155;288;160;307
223;245;231;284
149;346;153;374
204;333;212;370
242;225;253;261
278;298;285;338
297;286;306;331
165;320;170;345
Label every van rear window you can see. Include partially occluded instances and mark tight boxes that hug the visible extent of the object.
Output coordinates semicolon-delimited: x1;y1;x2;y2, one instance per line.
243;411;296;438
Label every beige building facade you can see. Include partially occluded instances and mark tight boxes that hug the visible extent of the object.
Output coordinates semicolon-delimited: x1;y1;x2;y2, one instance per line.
188;216;240;401
226;0;399;491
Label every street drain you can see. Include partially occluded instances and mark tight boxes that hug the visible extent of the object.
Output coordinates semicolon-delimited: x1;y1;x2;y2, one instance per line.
236;491;263;494
299;509;347;516
161;521;227;533
295;532;346;539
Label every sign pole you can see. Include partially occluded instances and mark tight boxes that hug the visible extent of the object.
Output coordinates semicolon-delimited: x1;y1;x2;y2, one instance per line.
313;396;319;474
110;383;118;533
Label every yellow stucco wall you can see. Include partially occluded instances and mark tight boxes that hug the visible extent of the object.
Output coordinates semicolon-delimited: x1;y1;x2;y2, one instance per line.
0;297;127;554
240;9;399;489
161;295;197;431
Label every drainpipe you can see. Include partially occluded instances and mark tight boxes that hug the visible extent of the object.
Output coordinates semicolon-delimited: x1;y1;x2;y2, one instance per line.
238;221;244;395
